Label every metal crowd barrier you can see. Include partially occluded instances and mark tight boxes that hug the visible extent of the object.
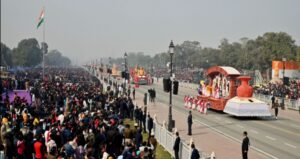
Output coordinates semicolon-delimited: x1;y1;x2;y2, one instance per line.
253;93;300;110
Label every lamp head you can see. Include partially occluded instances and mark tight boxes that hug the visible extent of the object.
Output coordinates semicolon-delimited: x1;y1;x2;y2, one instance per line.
169;40;175;55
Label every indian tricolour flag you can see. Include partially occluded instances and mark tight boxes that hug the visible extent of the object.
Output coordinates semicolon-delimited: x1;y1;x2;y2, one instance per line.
37;8;45;29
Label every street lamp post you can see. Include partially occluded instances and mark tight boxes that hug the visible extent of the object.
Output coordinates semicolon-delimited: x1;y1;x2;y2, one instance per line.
168;40;175;132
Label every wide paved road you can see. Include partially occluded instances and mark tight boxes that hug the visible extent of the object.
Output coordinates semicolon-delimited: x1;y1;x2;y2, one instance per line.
137;82;300;159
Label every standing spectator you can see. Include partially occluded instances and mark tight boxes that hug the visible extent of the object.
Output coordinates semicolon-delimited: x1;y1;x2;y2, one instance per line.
142;112;147;133
132;88;135;100
187;111;193;135
149;132;157;158
173;132;180;159
33;134;46;159
46;134;57;155
128;100;134;120
134;106;139;122
273;99;280;120
138;108;143;129
191;143;200;159
135;129;143;148
16;133;25;159
123;124;131;144
271;95;275;107
242;131;250;159
147;115;153;137
127;86;131;97
144;93;148;106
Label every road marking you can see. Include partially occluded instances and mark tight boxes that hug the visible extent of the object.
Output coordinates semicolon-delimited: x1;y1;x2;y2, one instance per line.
236;124;244;128
254;121;300;137
225;120;232;124
265;136;276;141
290;124;300;128
251;130;259;134
215;117;221;120
170;109;279;159
284;143;297;149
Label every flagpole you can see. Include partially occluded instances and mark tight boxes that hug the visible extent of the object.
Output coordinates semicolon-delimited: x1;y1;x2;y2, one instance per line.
42;6;45;81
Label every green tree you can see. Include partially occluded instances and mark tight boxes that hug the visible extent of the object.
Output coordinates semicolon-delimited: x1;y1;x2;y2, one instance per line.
256;32;297;70
45;50;71;67
12;38;43;67
297;47;300;64
1;42;13;67
109;32;299;73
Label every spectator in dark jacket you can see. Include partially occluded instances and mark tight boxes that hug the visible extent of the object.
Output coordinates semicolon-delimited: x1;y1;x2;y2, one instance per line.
135;129;143;148
242;131;250;159
147;115;153;137
191;143;200;159
173;132;180;159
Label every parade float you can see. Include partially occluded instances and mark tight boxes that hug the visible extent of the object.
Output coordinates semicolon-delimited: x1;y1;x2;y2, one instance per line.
111;64;122;79
130;66;151;85
184;66;271;117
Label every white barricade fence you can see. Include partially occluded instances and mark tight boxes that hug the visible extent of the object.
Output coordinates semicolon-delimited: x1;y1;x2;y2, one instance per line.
148;116;211;159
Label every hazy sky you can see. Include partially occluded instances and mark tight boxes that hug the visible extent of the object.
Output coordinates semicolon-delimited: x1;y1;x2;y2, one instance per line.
2;0;300;63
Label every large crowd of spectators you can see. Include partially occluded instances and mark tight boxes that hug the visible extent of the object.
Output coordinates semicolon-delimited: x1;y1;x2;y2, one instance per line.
153;68;202;83
0;67;157;159
254;80;300;100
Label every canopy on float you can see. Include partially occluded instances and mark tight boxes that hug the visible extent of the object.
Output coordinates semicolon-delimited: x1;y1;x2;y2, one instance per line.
206;66;240;77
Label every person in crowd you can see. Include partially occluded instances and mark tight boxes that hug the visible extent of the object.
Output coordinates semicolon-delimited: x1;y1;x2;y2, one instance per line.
134;106;139;122
173;132;180;159
271;95;275;107
148;132;157;156
33;133;46;159
187;111;193;135
142;111;147;133
132;88;136;100
16;133;25;159
273;99;280;119
135;129;143;148
127;86;131;97
147;115;153;137
0;67;164;159
143;93;148;106
191;143;200;159
242;131;250;159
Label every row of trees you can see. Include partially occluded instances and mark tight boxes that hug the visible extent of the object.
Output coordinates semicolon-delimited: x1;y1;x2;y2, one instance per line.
112;32;300;72
1;38;71;67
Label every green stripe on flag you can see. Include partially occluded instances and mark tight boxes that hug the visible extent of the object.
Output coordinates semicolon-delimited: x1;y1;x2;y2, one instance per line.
37;18;44;29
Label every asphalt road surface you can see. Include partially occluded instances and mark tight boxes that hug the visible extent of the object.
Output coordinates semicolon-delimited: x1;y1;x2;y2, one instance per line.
137;82;300;159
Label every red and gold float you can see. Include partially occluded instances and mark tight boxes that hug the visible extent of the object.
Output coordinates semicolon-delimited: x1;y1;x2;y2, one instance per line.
184;66;271;117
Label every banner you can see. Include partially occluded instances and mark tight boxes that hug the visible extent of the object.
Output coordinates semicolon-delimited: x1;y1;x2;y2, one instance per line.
272;61;300;78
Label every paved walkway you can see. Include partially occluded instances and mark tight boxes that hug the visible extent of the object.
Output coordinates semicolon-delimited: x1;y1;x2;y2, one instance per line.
133;89;267;159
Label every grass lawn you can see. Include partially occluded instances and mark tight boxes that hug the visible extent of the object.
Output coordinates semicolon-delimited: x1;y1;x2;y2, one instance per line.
124;119;173;159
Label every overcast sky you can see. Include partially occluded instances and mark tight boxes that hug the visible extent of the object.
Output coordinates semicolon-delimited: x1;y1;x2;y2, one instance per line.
1;0;300;64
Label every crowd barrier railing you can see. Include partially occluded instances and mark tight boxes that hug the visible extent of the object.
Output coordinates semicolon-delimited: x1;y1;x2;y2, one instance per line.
253;93;300;110
147;116;211;159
